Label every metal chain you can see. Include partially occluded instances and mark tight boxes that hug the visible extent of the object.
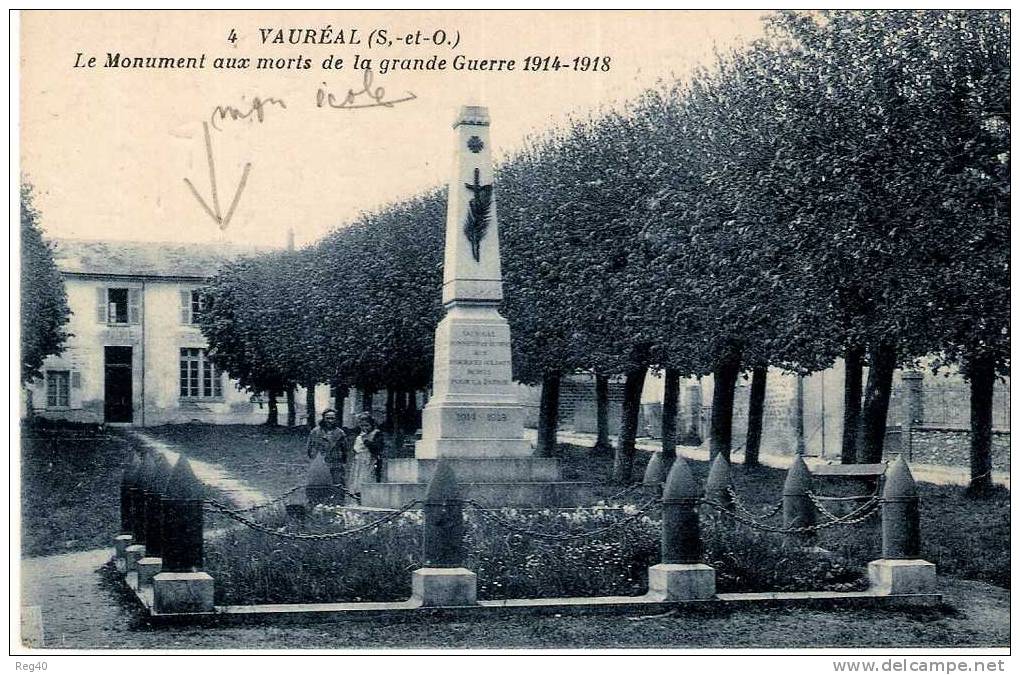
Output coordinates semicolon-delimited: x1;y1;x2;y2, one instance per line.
700;496;880;534
461;482;649;512
806;491;841;522
205;484;305;515
726;485;783;521
339;486;362;503
805;483;882;521
604;481;646;503
806;485;882;502
462;497;660;541
822;494;884;524
203;498;423;541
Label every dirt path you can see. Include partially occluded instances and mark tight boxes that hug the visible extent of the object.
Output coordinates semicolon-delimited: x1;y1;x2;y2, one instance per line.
130;430;270;507
18;432;271;649
16;570;1009;649
20;548;119;648
540;430;1011;489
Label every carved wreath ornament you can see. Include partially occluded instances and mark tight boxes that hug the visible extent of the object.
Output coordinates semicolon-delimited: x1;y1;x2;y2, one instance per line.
463;167;493;263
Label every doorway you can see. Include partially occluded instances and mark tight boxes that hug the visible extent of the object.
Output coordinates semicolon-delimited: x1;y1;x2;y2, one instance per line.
104;346;133;423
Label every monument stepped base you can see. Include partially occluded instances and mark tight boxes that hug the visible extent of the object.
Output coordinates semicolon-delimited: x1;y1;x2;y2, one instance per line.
386;457;561;483
360;478;597;509
415;437;534;458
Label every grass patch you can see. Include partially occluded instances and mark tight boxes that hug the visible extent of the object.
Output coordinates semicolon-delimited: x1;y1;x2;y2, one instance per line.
20;424;136;557
918;483;1011;588
143;424;313;498
206;498;869;605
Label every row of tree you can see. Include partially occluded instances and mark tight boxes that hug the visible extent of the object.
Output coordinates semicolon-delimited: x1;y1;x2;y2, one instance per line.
198;11;1009;491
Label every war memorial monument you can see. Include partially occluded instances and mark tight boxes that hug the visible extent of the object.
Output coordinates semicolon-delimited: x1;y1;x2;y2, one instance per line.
361;106;588;509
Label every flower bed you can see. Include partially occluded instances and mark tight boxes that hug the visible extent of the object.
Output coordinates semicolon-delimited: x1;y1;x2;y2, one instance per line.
204;502;867;606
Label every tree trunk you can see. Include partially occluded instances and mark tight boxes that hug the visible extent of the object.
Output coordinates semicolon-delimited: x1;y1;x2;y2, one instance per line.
407;389;419;432
745;365;767;467
795;375;806;455
391;388;407;456
661;367;680;466
285;387;296;427
593;373;613;454
405;389;420;432
856;342;897;464
385;388;396;431
968;352;995;494
305;382;316;429
25;388;35;422
332;382;346;423
536;372;561;458
266;390;279;426
841;346;864;464
612;366;647;484
394;389;407;433
361;388;374;414
710;348;742;462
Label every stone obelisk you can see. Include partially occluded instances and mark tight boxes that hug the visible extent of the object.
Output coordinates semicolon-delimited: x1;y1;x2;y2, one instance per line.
417;105;531;459
361;106;582;509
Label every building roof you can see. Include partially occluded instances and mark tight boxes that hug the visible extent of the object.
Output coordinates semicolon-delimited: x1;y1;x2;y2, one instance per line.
51;239;274;279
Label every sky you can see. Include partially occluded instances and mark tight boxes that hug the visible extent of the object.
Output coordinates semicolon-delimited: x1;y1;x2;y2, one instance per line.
20;10;768;249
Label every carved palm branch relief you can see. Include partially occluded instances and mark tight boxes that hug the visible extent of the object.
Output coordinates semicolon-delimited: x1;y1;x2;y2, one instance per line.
464;167;493;263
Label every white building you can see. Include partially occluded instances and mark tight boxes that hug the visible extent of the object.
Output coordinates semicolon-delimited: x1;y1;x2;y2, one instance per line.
25;239;326;426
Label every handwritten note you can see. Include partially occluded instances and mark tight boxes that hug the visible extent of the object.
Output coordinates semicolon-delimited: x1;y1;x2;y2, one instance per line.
183;122;252;231
210;96;287;131
316;68;417;110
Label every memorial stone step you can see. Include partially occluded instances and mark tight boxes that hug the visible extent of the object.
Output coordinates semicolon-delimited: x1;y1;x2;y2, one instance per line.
360;480;598;509
386;457;562;483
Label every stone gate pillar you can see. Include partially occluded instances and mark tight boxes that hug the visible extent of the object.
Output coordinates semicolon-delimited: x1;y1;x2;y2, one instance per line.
901;370;925;460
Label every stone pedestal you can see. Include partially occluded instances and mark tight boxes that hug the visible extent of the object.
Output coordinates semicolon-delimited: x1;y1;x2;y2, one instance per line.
114;534;133;572
137;557;162;588
417;305;531;459
411;567;478;607
124;544;146;573
868;559;936;595
114;534;133;558
152;572;215;614
646;563;716;601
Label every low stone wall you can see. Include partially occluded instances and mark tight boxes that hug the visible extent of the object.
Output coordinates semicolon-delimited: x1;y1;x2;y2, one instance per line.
900;427;1011;472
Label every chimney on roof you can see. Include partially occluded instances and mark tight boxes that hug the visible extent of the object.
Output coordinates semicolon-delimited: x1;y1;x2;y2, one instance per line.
286;227;295;251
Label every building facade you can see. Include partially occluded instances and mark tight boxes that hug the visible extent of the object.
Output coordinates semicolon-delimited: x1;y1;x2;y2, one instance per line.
25;239;326;426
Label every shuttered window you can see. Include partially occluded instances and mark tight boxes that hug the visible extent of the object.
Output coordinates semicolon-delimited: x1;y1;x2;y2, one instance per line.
46;371;70;407
180;289;205;325
97;287;142;324
180;348;223;398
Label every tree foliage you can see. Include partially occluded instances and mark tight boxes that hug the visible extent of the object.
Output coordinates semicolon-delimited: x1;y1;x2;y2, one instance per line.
21;184;70;384
197;11;1008;486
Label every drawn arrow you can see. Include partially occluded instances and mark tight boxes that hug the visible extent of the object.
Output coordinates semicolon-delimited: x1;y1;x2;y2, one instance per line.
184;122;252;231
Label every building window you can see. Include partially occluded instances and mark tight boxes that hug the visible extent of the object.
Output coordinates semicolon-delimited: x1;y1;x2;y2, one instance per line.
191;291;204;323
46;371;70;407
181;289;205;325
179;348;223;399
98;287;141;324
108;288;129;323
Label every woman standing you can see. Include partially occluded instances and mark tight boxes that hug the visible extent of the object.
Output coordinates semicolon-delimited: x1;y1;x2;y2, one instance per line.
348;413;385;497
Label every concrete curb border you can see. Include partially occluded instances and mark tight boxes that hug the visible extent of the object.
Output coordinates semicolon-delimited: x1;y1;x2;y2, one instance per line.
118;555;940;627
